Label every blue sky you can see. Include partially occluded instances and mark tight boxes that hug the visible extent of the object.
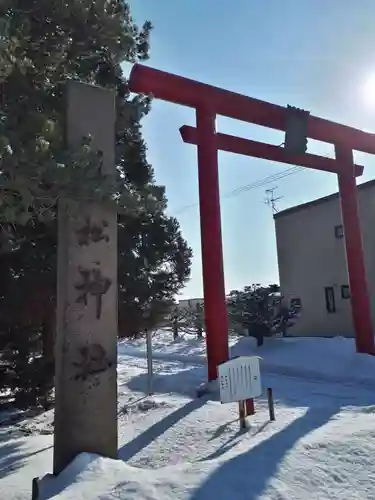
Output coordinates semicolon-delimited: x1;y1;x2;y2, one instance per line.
127;0;375;299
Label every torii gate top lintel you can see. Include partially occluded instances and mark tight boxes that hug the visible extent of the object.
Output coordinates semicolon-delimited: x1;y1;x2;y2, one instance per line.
129;63;375;155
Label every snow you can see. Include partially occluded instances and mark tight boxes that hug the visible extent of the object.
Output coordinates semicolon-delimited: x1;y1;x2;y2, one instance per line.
2;331;375;499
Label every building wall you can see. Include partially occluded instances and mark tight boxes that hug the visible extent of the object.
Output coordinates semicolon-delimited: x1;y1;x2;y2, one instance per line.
178;298;204;310
274;180;375;337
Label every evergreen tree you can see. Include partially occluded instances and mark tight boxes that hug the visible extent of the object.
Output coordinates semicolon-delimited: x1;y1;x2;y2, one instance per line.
227;284;300;345
227;284;278;346
0;0;192;406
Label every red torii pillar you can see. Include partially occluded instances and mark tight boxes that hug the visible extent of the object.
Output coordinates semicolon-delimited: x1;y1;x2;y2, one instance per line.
128;64;375;381
194;106;229;381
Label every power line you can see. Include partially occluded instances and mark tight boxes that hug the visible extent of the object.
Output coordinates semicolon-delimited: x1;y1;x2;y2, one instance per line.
174;164;306;215
173;139;335;216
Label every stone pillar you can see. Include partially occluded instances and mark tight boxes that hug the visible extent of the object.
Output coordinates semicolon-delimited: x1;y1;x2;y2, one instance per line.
53;81;118;475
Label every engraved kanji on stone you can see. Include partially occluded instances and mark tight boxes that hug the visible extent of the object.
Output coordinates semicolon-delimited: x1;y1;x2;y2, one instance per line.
75;267;112;319
72;344;111;381
75;216;109;246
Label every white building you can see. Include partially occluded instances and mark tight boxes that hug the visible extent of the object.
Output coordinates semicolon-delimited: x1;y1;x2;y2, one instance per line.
274;179;375;337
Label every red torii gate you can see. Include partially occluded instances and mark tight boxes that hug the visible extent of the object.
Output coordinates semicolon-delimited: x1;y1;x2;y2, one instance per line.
129;64;375;382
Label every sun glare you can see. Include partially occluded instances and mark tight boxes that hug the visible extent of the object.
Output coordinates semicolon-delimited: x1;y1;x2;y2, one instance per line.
362;74;375;106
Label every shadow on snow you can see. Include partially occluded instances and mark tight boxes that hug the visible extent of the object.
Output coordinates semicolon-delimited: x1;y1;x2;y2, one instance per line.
191;404;339;500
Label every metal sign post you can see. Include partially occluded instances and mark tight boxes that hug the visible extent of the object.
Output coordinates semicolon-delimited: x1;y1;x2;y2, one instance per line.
146;328;153;396
142;256;154;396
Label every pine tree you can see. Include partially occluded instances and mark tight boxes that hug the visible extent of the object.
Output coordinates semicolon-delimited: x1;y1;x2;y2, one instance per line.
0;0;192;407
227;284;299;345
227;284;276;346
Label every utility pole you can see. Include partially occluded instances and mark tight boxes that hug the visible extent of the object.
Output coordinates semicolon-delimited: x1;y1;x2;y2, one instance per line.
264;187;283;215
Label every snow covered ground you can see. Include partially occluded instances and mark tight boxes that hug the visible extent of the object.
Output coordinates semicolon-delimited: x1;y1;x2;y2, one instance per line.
2;331;375;499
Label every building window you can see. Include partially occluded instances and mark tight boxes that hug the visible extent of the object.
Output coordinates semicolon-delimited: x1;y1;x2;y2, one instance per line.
341;285;350;299
324;287;336;313
334;224;344;239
